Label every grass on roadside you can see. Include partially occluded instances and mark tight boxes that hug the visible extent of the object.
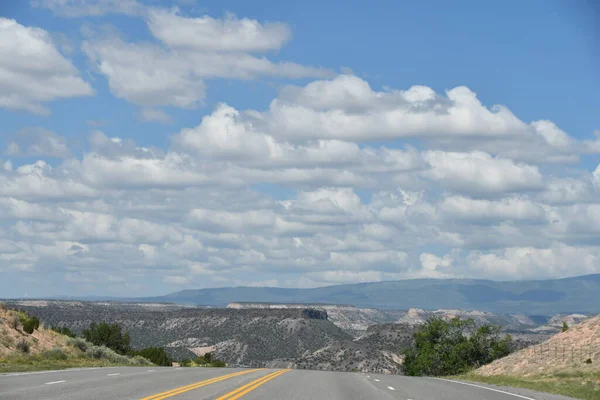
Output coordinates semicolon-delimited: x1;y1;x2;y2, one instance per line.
452;371;600;400
0;354;123;373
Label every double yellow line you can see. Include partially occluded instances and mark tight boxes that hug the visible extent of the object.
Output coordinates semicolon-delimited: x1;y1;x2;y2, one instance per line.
217;369;291;400
140;369;262;400
140;368;291;400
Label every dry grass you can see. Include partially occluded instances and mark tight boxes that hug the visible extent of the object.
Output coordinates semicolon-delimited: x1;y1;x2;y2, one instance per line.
477;316;600;377
454;370;600;400
0;307;152;373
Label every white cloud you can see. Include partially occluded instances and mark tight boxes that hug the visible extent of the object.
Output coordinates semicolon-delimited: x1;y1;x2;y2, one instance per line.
260;76;528;141
146;9;291;52
0;18;93;114
423;151;543;195
440;196;545;222
139;108;172;123
31;0;144;17
82;18;331;108
466;243;600;280
174;104;425;173
5;128;72;158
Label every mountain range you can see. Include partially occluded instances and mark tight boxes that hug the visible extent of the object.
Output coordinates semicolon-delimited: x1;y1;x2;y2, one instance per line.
134;274;600;315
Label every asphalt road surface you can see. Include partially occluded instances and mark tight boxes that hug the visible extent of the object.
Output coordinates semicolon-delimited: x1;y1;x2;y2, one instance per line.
0;367;577;400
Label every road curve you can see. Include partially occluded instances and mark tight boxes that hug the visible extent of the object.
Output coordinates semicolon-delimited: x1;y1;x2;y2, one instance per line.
0;367;576;400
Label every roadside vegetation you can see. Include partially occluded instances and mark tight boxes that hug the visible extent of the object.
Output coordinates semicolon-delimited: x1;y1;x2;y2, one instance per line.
453;371;600;400
403;315;600;399
0;305;172;373
180;353;226;368
401;317;512;376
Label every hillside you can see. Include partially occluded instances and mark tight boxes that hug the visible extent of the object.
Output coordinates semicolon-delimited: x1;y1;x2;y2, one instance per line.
5;301;352;367
476;315;600;376
228;302;404;336
0;305;152;372
294;323;415;374
135;274;600;315
0;307;72;358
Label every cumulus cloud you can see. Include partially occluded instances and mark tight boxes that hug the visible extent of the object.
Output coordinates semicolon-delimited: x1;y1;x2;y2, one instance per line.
5;128;72;158
146;8;291;52
423;151;543;195
139;108;172;123
81;9;332;108
466;243;600;280
31;0;144;17
440;196;545;222
0;18;93;114
1;10;598;294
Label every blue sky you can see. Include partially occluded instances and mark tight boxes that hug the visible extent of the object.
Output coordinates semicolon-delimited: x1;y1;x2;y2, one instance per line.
0;0;599;298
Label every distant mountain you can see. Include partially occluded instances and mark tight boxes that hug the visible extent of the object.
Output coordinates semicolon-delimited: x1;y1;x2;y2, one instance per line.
136;274;600;315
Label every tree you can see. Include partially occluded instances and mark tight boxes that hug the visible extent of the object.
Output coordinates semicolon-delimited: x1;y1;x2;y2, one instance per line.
562;322;569;332
52;326;77;338
402;317;512;376
82;322;131;355
131;347;172;366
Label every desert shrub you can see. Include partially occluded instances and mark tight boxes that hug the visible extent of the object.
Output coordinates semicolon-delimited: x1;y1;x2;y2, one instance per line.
180;359;191;367
22;319;36;334
585;358;592;364
131;355;153;365
52;326;76;338
83;322;131;355
16;339;30;353
195;356;210;365
10;316;18;330
67;337;89;352
85;345;152;365
43;347;68;360
0;327;14;348
562;322;569;332
211;360;226;367
130;347;172;366
402;317;512;376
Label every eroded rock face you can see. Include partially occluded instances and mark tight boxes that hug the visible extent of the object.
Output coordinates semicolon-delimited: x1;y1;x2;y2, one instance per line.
6;301;351;366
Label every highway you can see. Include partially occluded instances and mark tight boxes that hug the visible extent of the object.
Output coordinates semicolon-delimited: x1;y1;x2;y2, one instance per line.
0;366;575;400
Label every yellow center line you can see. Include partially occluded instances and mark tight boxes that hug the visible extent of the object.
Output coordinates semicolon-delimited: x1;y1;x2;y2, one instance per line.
140;368;264;400
217;369;291;400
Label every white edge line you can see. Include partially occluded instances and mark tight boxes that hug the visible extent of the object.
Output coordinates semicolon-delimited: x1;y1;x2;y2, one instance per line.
433;378;536;400
0;367;111;377
107;373;120;376
387;386;395;391
45;380;66;385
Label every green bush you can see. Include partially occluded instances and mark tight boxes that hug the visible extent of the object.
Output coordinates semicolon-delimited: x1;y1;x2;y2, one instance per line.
20;315;40;334
211;360;226;367
82;322;131;355
52;326;77;338
43;347;68;360
67;337;89;352
180;359;191;367
195;356;210;365
130;347;172;366
22;319;35;334
562;322;569;332
402;317;512;376
85;345;152;365
16;339;30;353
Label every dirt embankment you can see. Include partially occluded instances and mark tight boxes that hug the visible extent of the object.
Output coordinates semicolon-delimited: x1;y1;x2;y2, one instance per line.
476;315;600;377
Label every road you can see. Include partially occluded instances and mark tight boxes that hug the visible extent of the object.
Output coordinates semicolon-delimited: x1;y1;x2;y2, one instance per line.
0;367;576;400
